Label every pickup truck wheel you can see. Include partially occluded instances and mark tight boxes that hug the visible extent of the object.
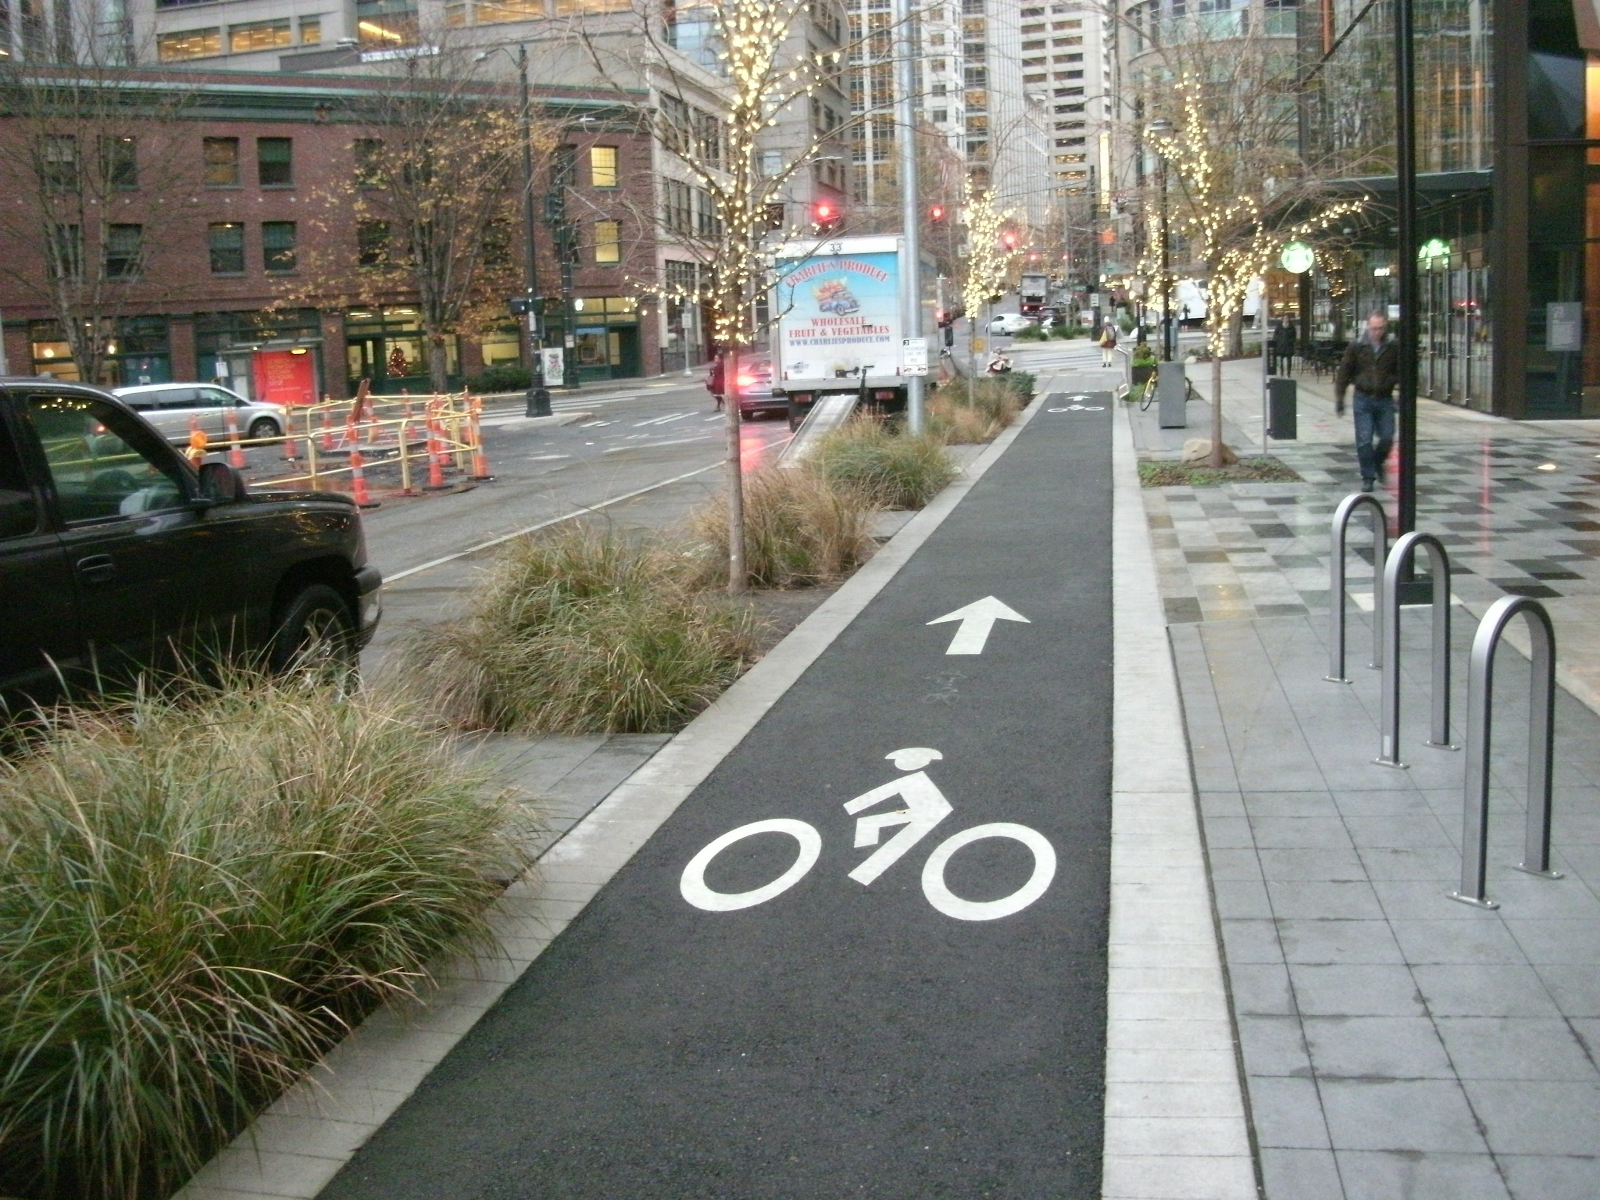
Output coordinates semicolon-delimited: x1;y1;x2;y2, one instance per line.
271;583;357;686
248;417;281;441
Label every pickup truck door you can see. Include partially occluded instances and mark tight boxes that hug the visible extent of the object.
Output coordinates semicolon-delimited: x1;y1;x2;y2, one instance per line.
0;402;81;709
17;391;247;683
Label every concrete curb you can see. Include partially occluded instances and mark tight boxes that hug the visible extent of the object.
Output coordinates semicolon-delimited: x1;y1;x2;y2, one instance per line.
172;406;1049;1200
1102;403;1258;1199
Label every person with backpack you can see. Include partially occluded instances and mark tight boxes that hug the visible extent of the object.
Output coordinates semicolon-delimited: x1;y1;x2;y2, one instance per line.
1099;323;1118;368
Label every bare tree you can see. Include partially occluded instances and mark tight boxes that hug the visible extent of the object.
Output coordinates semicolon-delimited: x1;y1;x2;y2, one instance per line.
287;36;545;394
0;50;195;384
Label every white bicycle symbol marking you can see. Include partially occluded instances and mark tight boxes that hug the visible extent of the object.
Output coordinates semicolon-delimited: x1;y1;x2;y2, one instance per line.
680;748;1057;922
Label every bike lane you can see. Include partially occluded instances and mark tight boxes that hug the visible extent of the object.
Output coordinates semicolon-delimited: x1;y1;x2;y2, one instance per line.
322;394;1115;1200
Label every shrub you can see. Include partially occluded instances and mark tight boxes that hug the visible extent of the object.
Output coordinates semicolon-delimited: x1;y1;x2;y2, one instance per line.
1049;323;1076;339
0;678;524;1200
807;419;957;510
463;365;533;393
1013;323;1047;341
392;528;756;735
927;378;1020;444
689;467;877;589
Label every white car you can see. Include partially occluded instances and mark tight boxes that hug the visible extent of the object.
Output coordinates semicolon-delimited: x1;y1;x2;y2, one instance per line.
988;313;1034;336
112;383;287;444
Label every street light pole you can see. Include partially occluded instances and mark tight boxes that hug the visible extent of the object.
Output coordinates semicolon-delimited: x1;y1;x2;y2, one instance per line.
517;45;551;417
1160;160;1172;361
1394;0;1418;536
893;0;924;433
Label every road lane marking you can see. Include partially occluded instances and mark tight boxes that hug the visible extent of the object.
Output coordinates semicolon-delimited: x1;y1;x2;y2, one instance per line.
926;596;1030;654
680;820;822;911
921;824;1057;921
844;750;953;885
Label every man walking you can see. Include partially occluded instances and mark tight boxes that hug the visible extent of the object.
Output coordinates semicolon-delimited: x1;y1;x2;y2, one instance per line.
1335;310;1400;492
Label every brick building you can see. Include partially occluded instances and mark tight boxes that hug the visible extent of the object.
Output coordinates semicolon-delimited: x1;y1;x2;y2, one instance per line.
0;69;663;399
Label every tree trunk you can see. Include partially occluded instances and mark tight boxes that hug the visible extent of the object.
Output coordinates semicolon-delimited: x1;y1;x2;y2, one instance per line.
1209;345;1225;468
1228;311;1244;358
724;345;747;594
429;332;450;394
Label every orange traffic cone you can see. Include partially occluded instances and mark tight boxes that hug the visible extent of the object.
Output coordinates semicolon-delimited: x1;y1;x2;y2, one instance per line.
283;408;300;464
319;408;334;452
468;396;492;480
187;416;208;468
424;404;448;490
348;445;378;508
224;405;246;468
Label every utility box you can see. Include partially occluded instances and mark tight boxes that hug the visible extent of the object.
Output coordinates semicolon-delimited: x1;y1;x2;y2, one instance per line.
1268;376;1298;440
1158;361;1188;428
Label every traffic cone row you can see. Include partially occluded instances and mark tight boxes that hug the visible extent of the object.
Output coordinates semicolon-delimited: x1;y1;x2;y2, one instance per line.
224;405;247;468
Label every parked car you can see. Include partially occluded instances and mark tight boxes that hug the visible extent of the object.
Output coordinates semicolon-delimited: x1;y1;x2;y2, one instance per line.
988;313;1035;336
112;382;287;445
1;379;382;713
731;356;785;419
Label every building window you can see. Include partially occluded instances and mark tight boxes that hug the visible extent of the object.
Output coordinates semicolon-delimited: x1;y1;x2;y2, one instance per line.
257;137;292;187
758;149;783;177
262;221;296;272
354;138;385;187
100;137;137;189
104;224;143;278
229;18;291;52
48;225;82;280
203;137;239;187
300;14;321;42
693;111;722;168
593;219;620;263
357;220;390;267
663;179;692;235
41;135;78;191
589;145;618;188
356;0;418;46
157;27;221;60
932;108;948;122
208;222;245;274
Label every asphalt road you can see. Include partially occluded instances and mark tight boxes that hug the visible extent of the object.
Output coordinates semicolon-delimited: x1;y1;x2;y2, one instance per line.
321;391;1115;1199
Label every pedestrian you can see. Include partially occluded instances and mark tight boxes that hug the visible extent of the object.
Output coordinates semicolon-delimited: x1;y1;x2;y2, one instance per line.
1099;322;1118;368
706;352;725;412
1334;310;1400;493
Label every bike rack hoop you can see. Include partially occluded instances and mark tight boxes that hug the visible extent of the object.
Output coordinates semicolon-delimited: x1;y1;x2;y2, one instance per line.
1326;492;1388;683
1375;532;1455;767
1450;595;1561;910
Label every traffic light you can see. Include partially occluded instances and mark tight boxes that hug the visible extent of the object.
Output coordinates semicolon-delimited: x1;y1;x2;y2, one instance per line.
1001;229;1018;250
812;199;842;232
929;203;947;225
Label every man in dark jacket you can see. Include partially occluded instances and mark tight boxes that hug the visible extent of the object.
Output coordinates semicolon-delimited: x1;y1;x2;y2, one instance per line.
1335;311;1400;492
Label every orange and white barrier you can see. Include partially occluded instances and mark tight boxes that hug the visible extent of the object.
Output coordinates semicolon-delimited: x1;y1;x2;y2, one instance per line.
224;406;246;468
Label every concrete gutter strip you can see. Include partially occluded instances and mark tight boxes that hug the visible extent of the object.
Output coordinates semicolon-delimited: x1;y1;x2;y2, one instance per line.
1103;403;1257;1200
173;400;1048;1200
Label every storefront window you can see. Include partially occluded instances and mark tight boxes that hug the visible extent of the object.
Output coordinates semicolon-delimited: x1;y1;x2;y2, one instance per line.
195;308;323;400
28;317;169;386
344;306;457;393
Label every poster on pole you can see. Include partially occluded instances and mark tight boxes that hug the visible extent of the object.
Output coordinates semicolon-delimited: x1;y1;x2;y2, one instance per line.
541;347;565;383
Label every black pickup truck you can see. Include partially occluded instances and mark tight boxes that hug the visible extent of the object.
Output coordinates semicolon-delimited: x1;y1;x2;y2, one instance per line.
0;378;382;711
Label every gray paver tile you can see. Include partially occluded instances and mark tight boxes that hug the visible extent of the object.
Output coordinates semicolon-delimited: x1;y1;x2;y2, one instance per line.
1462;1080;1600;1154
1249;1076;1331;1149
1342;813;1455;848
1207;847;1265;881
1229;962;1296;1016
1331;1149;1512;1200
1434;1017;1600;1081
1212;876;1273;919
1287;964;1426;1017
1318;1079;1488;1152
1500;1153;1600;1200
1237;1014;1313;1078
1258;1147;1344;1200
1538;966;1600;1016
1267;880;1385;920
1204;815;1257;848
1258;847;1368;881
1303;1015;1456;1080
1357;845;1465;880
1503;919;1600;965
1410;964;1564;1017
1277;918;1406;965
1221;918;1284;964
1242;791;1342;818
1333;788;1436;817
1199;790;1248;817
1372;879;1488;919
1248;817;1357;850
1389;919;1530;966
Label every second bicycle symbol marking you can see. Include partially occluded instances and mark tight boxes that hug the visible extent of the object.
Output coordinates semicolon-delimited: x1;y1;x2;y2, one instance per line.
680;747;1058;922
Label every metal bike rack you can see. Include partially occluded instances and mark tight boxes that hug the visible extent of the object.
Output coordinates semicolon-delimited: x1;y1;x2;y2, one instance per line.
1450;596;1562;910
1375;532;1456;767
1325;492;1388;683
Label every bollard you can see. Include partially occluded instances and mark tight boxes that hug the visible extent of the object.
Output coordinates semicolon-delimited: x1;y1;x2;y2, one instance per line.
468;396;492;480
1449;596;1562;909
1375;532;1456;768
348;445;378;508
395;419;417;496
224;405;247;468
1325;492;1388;682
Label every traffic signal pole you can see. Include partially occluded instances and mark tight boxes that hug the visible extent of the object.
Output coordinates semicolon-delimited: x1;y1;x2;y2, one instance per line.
893;0;925;433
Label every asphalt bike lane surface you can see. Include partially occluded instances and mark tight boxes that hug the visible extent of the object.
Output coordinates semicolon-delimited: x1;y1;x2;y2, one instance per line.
321;395;1114;1199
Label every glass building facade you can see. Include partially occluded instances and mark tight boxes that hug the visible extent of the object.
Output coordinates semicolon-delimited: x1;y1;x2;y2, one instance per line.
1298;0;1600;418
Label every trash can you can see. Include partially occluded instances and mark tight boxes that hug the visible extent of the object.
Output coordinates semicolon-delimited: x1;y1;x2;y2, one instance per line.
1158;361;1188;429
1268;376;1297;440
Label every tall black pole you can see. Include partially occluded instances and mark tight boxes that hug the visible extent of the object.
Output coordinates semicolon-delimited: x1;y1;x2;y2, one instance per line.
519;46;550;416
1395;0;1418;534
1160;159;1172;361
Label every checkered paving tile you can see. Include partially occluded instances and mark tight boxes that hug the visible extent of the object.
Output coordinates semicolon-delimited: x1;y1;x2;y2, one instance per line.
1145;434;1600;623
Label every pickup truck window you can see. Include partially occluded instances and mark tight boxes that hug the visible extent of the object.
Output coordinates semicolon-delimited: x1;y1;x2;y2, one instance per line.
24;395;187;524
0;417;40;539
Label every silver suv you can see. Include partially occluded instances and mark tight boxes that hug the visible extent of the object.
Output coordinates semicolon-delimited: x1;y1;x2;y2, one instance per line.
111;383;287;445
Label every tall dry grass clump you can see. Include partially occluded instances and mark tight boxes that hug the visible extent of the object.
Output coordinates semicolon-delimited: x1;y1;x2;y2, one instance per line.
807;419;957;510
0;676;525;1200
928;378;1021;444
393;527;757;734
689;467;877;588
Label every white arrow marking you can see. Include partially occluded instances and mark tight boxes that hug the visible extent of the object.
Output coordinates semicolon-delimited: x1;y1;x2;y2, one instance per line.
926;596;1031;655
843;771;953;886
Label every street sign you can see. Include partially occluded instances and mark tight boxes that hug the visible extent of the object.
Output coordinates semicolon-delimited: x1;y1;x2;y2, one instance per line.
926;595;1030;655
901;336;928;375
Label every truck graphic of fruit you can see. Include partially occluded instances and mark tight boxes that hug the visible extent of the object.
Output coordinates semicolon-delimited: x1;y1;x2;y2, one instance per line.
814;276;860;316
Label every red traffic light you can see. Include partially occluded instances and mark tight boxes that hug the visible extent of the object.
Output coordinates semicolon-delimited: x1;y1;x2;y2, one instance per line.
1001;230;1018;249
813;199;842;230
929;203;947;224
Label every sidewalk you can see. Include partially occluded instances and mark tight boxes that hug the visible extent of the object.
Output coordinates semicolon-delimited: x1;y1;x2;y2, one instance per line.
1128;378;1600;1199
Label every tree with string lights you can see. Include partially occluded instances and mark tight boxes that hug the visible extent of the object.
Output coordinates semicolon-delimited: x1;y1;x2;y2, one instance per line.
958;178;1015;376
